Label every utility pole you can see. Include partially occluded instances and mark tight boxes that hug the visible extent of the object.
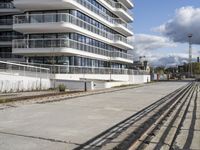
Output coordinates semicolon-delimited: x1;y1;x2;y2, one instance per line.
188;34;193;77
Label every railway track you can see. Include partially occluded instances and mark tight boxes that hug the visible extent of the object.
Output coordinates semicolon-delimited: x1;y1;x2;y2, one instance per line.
74;82;199;150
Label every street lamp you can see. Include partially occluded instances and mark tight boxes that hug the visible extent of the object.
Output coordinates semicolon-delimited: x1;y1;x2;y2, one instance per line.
188;34;193;77
52;47;56;89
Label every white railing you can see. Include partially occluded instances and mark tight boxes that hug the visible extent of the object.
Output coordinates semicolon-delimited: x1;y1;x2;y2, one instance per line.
13;38;133;60
52;65;148;75
15;63;149;75
106;0;128;12
0;60;50;78
0;2;14;9
13;13;128;44
103;0;133;18
112;51;133;60
76;0;130;28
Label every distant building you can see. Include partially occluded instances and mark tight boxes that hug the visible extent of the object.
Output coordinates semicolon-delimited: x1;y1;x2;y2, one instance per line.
132;57;150;72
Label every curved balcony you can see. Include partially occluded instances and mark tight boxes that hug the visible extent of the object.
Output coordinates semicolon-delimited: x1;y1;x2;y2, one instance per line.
118;0;134;9
76;0;133;35
13;0;133;36
97;0;133;22
12;38;133;64
13;13;133;50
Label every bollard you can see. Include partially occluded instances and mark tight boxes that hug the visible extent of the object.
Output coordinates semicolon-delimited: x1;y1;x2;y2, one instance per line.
84;81;87;92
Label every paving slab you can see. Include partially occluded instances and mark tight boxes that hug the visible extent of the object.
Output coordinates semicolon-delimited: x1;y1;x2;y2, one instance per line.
0;81;188;150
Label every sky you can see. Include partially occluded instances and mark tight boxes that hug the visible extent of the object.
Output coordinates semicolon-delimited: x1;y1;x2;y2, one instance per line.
131;0;200;67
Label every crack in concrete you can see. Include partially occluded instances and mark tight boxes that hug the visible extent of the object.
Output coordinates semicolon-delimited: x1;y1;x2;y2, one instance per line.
0;131;80;146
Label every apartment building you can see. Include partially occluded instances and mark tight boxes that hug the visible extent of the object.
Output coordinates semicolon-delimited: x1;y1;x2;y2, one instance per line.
0;0;24;61
1;0;148;82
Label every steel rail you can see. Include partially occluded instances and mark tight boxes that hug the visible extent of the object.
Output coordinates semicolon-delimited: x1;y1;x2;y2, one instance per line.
74;82;192;150
130;82;196;150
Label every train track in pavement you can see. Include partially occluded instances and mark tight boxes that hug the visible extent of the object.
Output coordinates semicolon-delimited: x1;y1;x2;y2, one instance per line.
74;82;200;150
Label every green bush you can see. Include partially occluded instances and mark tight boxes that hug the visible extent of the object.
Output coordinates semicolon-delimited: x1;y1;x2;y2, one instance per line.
58;84;66;92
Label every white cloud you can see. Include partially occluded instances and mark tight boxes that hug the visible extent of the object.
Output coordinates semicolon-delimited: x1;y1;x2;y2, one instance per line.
154;6;200;44
150;54;188;67
129;34;176;61
130;34;176;51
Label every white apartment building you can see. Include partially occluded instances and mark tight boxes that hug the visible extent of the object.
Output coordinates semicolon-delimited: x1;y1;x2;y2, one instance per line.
1;0;149;83
0;0;23;61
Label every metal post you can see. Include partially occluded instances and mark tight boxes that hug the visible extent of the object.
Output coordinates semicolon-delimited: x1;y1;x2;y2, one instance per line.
40;65;42;90
52;47;56;89
188;34;193;77
109;52;112;81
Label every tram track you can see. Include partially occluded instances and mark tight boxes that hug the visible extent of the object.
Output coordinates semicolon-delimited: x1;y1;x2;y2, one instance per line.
74;82;195;150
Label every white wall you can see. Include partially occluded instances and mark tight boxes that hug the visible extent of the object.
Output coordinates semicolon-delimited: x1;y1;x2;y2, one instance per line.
0;72;51;93
55;74;150;83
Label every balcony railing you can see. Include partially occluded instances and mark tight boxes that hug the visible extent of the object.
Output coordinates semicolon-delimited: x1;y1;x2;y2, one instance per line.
14;63;149;75
0;19;12;25
76;0;129;28
13;38;133;61
13;13;129;44
103;0;133;17
105;0;128;12
49;65;147;75
0;2;14;9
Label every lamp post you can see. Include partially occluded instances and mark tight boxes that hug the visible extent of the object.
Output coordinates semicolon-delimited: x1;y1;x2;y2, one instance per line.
188;34;193;77
109;52;112;81
52;47;56;89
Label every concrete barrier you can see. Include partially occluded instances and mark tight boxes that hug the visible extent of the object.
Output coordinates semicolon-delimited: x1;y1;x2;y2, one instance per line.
53;79;94;91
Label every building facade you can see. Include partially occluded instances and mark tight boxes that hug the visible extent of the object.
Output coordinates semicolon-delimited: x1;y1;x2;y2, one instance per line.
0;0;148;82
0;0;24;61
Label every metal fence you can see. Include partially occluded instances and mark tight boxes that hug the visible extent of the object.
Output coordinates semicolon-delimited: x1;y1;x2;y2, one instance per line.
0;61;50;78
14;62;149;75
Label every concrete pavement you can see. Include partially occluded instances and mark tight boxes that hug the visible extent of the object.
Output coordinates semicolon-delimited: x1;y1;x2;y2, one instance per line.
0;81;189;150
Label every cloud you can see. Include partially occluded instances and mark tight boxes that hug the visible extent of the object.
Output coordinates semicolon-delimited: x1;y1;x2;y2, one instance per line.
154;6;200;44
150;55;188;67
130;34;176;51
129;34;176;61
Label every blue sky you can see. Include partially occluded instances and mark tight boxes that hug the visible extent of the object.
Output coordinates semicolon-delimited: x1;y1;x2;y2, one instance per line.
133;0;199;34
131;0;200;66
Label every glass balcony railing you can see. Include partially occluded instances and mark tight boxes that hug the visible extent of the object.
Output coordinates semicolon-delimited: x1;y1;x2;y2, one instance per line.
48;65;143;75
13;13;129;44
13;38;133;61
76;0;129;27
105;0;128;12
0;2;14;9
